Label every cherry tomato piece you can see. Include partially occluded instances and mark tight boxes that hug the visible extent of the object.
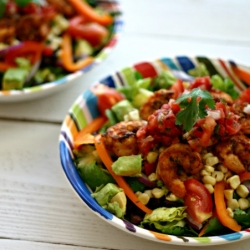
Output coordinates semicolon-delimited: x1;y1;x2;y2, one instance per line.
184;179;213;224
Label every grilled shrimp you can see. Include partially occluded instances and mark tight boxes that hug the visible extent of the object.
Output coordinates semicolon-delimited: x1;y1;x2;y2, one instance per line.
157;143;203;198
102;120;147;157
139;89;174;121
215;134;250;173
46;0;76;17
232;102;250;135
0;18;16;44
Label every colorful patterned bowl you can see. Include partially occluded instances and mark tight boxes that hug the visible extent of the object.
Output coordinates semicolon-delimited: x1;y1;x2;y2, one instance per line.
0;0;123;103
59;56;250;246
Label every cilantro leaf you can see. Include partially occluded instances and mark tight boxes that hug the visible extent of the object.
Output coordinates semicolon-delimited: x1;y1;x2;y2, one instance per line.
175;88;215;132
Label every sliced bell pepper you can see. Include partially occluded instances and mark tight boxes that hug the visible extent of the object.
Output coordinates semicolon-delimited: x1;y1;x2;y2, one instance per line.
61;33;94;72
214;181;241;232
239;172;250;182
67;0;113;26
4;41;44;66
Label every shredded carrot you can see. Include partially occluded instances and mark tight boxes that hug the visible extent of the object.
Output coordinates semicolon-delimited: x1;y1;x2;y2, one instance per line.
74;116;107;147
231;65;250;86
61;33;94;72
94;134;152;215
198;222;208;237
214;181;241;232
67;0;113;26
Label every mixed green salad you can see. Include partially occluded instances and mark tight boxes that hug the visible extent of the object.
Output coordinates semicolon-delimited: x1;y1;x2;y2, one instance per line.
73;64;250;237
0;0;117;90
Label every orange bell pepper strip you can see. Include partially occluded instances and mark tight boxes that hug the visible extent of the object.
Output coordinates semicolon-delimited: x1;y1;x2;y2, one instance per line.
61;33;94;72
239;172;250;182
231;65;250;86
74;116;107;147
94;134;152;215
214;181;241;232
67;0;113;26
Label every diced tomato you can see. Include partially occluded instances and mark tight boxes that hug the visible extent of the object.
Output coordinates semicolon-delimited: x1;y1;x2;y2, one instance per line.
170;79;184;99
184;179;213;224
189;76;212;91
91;84;125;116
68;16;109;47
224;117;241;135
238;88;250;103
199;116;216;147
143;161;157;176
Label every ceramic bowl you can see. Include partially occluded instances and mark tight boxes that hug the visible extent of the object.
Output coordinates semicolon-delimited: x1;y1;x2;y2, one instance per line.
59;56;250;246
0;0;122;103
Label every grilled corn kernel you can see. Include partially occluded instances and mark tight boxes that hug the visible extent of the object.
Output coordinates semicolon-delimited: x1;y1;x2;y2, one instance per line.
146;152;158;164
227;175;241;190
202;153;213;160
212;171;224;182
238;198;250;210
204;184;214;194
236;184;249;198
227;199;239;210
227;207;234;218
204;165;215;173
224;189;234;200
200;169;211;176
144;190;153;198
217;164;228;173
202;175;216;186
135;191;142;197
166;193;178;201
138;193;150;205
224;171;233;181
152;188;165;199
148;172;157;182
206;156;219;166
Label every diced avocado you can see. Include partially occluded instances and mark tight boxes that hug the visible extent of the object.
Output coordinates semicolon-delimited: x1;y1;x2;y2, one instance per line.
2;67;29;90
132;88;153;109
111;99;135;121
92;183;127;218
75;39;94;58
92;183;122;206
112;154;142;177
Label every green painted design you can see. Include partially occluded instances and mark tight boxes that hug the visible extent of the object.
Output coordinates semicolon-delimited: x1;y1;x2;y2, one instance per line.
120;67;136;86
71;103;87;131
196;57;222;77
27;86;43;92
96;50;108;60
192;237;211;243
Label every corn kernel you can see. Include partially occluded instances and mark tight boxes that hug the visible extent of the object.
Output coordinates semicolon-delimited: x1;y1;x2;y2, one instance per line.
166;193;178;201
238;198;250;210
202;175;216;186
204;184;214;194
204;165;215;173
212;171;224;182
217;164;228;173
148;172;158;182
227;175;241;190
206;156;219;166
224;171;233;181
135;191;142;197
146;152;158;164
227;199;239;210
224;189;234;200
144;190;153;198
152;188;165;199
138;193;150;205
200;169;211;176
236;184;249;198
202;153;213;160
227;207;234;218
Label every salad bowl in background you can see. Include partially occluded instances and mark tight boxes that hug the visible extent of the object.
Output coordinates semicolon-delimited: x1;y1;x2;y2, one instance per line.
0;0;122;103
59;56;250;246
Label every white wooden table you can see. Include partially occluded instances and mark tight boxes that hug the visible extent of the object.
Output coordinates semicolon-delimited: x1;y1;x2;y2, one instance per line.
1;0;250;249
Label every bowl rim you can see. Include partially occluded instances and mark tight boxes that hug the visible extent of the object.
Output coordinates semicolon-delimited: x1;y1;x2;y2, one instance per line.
59;55;250;246
0;0;123;101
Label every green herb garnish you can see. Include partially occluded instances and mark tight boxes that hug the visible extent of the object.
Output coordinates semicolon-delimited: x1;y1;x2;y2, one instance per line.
175;88;215;132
